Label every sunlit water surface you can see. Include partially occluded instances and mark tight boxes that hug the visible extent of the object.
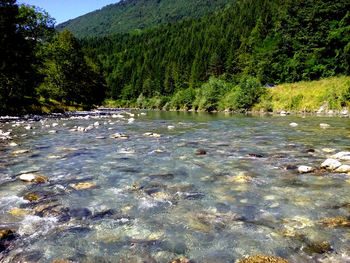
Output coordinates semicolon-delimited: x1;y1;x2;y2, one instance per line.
0;111;349;263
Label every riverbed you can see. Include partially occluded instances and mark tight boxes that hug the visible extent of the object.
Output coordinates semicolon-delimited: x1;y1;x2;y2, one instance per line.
0;110;349;262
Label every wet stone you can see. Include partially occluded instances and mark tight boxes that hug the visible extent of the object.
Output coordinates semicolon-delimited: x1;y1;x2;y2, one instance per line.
24;192;42;202
321;159;342;170
19;173;48;183
196;149;207;155
0;229;16;252
320;217;350;227
69;208;92;219
235;254;289;263
335;165;350;173
246;153;264;158
70;182;96;190
169;258;193;263
149;173;174;179
304;240;332;254
51;260;73;263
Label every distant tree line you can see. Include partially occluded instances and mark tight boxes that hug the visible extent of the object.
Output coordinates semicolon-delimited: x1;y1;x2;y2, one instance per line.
0;0;106;114
82;0;350;110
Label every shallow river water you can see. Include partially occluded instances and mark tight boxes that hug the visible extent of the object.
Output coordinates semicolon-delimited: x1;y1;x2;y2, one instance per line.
0;110;349;263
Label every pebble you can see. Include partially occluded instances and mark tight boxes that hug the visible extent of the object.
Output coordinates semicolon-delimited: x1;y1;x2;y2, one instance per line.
320;217;350;227
335;165;350;173
167;125;175;130
143;132;161;137
8;142;18;147
19;173;48;183
320;123;330;128
321;159;342;170
70;182;96;190
330;151;350;161
298;165;314;173
12;149;29;155
322;148;336;153
10;208;29;217
280;111;288;116
196;149;206;155
236;254;289;263
289;122;298;127
48;130;57;134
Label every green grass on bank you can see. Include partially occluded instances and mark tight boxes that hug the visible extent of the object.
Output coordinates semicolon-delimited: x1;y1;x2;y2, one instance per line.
1;97;84;115
254;76;350;112
103;76;350;113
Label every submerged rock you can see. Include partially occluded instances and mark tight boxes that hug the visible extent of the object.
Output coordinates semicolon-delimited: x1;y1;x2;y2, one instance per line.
51;260;73;263
169;258;193;263
304;240;332;254
143;132;161;137
12;149;29;155
236;255;289;263
70;182;96;190
320;217;350;227
320;159;341;170
24;192;42;202
10;208;29;217
228;172;253;183
0;229;16;252
320;123;330;129
196;149;207;155
246;153;263;158
109;133;129;139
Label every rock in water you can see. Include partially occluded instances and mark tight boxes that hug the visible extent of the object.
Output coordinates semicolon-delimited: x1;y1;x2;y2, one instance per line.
335;165;350;173
321;159;342;170
320;217;350;227
19;173;48;183
196;149;207;155
236;254;289;263
70;182;96;190
298;166;314;173
320;123;330;128
289;122;298;127
330;151;350;161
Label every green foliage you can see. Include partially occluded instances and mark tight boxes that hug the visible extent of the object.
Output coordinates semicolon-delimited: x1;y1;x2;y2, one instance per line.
0;1;54;114
56;0;234;37
169;87;196;109
196;77;232;111
226;76;264;110
38;30;106;106
81;0;350;109
0;1;106;114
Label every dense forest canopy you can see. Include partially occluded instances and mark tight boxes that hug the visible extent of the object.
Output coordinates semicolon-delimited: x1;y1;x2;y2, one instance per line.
56;0;236;38
81;0;350;109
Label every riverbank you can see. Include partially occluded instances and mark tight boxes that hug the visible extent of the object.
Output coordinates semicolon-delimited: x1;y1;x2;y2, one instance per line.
103;76;350;115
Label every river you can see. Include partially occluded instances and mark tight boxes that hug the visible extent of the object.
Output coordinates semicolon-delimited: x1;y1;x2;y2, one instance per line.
0;110;349;262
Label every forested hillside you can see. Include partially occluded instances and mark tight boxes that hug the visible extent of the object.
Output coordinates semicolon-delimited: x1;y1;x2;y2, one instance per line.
56;0;235;38
82;0;350;110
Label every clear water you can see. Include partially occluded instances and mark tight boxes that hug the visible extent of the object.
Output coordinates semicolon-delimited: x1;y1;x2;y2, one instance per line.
0;111;349;263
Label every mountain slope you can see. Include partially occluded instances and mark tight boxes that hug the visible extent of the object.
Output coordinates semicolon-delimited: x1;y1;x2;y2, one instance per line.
56;0;235;37
82;0;350;101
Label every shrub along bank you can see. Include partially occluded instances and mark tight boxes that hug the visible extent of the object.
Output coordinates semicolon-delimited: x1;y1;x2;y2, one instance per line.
104;76;350;113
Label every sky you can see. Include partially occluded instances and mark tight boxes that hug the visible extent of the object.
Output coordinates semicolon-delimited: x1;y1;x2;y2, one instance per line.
18;0;120;24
